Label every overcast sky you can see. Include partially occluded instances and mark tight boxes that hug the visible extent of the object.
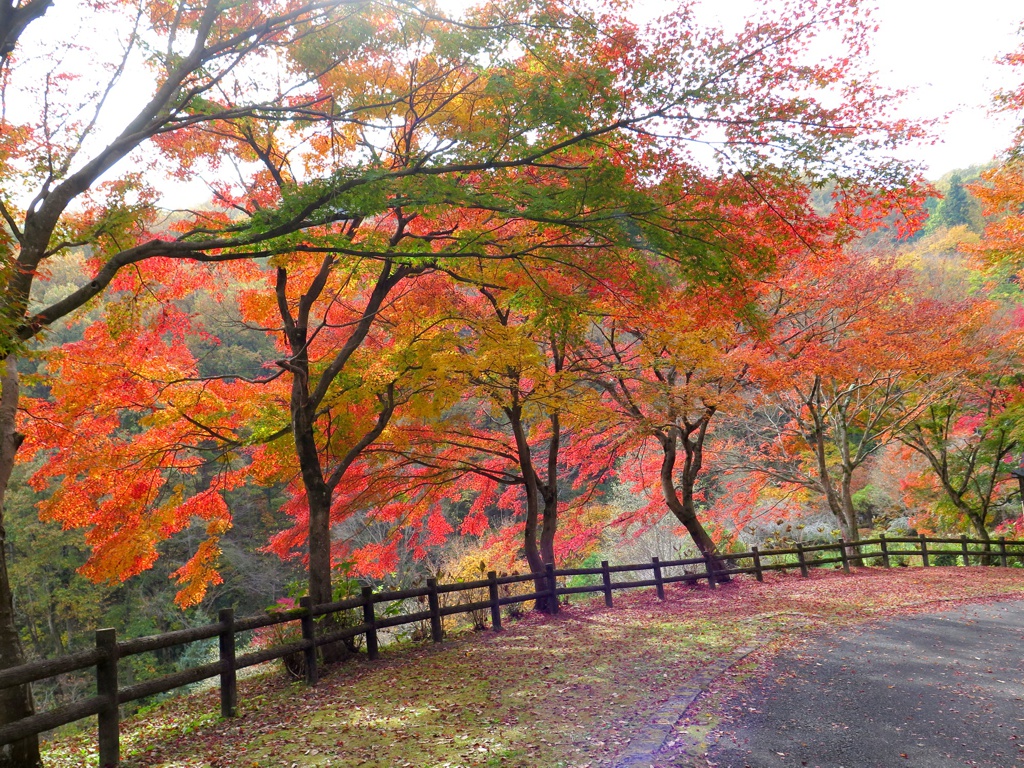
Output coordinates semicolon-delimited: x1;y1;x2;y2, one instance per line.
387;0;1024;177
872;0;1021;174
29;0;1021;209
684;0;1023;177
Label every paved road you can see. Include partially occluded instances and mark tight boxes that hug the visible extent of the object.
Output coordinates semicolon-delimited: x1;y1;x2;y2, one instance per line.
701;600;1024;768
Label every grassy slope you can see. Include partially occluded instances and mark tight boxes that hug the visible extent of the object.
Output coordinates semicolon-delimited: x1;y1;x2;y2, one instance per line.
43;567;1024;768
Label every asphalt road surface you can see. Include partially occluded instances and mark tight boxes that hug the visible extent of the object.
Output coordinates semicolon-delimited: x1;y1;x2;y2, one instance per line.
702;600;1024;768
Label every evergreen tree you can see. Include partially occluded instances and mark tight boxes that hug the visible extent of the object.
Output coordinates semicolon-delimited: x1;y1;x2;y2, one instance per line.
933;173;983;232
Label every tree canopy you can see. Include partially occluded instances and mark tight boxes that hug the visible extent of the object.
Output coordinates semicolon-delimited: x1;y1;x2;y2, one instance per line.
7;2;1019;765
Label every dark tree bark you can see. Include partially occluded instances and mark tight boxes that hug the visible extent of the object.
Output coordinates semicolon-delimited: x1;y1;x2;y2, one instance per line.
506;402;550;611
0;0;52;60
504;391;565;614
656;410;729;580
0;359;40;768
539;411;560;568
275;257;408;659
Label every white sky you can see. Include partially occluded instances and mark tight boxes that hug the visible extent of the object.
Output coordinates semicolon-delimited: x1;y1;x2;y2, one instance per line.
682;0;1023;176
21;0;1023;210
871;0;1021;174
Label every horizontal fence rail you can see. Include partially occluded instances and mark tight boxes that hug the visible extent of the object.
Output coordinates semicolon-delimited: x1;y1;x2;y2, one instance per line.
2;534;1023;765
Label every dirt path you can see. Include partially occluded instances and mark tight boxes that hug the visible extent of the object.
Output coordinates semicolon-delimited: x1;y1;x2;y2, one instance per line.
670;600;1024;768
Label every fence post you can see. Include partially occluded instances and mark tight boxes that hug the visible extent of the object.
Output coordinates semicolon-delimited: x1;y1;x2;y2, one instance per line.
879;534;891;568
704;553;718;589
1000;537;1008;568
218;608;237;717
426;578;443;643
652;557;665;600
601;561;613;608
487;571;502;631
838;540;850;574
796;544;809;578
298;597;318;686
960;535;970;566
96;627;119;768
751;546;763;582
919;534;930;567
545;563;560;615
361;587;380;659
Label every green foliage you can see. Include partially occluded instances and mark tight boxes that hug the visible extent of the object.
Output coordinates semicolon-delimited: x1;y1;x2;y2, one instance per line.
182;289;279;380
565;553;604;590
932;174;983;232
5;463;116;710
918;168;986;237
903;381;1024;538
851;484;903;527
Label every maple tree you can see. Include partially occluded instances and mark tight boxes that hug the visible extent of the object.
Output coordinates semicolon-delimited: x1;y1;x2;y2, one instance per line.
922;30;1024;541
899;366;1024;543
885;225;1022;541
971;159;1024;270
994;30;1024;158
736;248;984;544
359;258;614;609
576;284;747;572
244;259;464;617
569;170;861;569
970;30;1024;270
0;0;622;758
334;182;934;588
15;0;928;645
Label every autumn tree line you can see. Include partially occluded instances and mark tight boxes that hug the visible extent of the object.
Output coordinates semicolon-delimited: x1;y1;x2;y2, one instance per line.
1;0;1024;764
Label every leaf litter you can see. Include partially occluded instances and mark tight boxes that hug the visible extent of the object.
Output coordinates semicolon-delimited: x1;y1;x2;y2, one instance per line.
42;567;1024;767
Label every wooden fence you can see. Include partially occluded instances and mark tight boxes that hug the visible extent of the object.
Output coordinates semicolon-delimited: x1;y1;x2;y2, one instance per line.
2;533;1022;766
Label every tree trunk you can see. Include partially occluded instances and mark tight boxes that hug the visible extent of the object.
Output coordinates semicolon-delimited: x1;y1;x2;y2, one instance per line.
0;358;41;768
970;515;993;566
507;404;551;611
304;480;333;608
805;378;854;542
538;412;560;568
810;443;851;541
521;484;547;611
840;472;862;565
537;482;557;611
539;491;557;566
289;360;334;609
840;475;858;539
659;432;725;579
290;364;351;662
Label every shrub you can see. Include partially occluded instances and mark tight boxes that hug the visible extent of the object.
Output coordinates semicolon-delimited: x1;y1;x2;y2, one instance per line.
565;552;603;591
252;598;306;679
329;563;366;654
